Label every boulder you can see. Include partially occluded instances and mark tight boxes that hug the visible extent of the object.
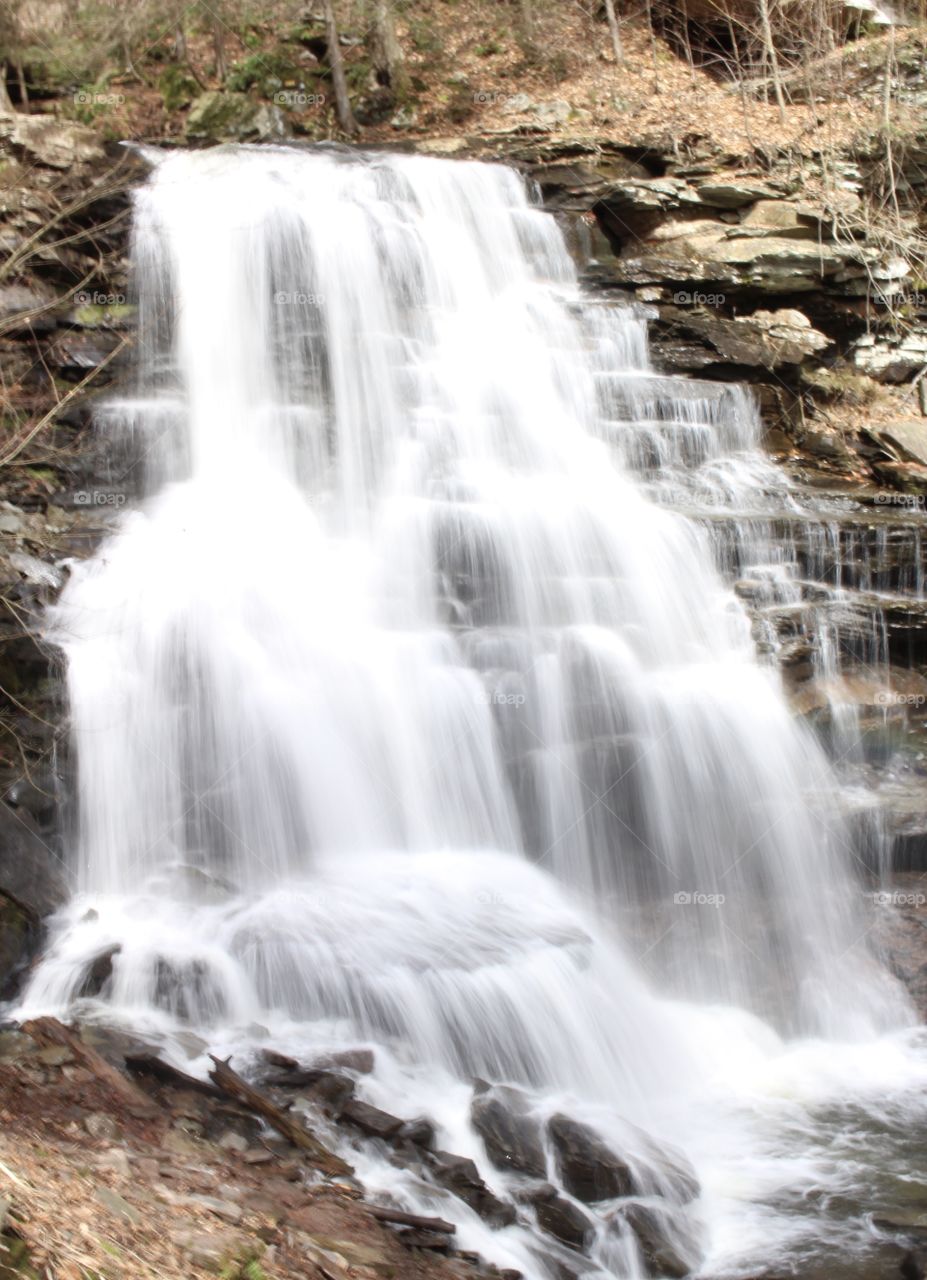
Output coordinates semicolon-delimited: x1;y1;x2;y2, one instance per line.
0;800;67;923
340;1098;403;1140
695;180;782;208
610;1202;699;1279
186;92;291;142
852;332;927;383
546;1114;634;1203
471;1084;546;1177
872;421;927;468
0;112;104;169
662;306;830;369
427;1150;516;1227
522;1184;596;1251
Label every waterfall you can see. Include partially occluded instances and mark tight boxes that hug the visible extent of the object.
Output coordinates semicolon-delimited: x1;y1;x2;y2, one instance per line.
20;146;927;1279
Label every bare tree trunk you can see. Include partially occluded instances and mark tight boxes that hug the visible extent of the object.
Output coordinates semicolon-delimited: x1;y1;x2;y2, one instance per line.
323;0;359;136
212;17;228;81
0;65;13;112
370;0;407;94
883;22;900;222
603;0;624;64
757;0;787;123
15;61;26;106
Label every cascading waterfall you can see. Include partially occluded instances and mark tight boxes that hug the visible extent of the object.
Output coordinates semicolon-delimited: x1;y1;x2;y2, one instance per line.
20;146;927;1278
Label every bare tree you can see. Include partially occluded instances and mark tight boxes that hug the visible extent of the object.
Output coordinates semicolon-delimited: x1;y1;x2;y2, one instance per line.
323;0;359;135
603;0;624;64
369;0;408;95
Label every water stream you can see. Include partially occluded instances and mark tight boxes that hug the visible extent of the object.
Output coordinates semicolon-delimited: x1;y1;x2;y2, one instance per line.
18;146;927;1279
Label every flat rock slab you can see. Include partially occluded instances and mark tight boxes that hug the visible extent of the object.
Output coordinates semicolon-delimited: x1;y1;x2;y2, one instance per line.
876;421;927;469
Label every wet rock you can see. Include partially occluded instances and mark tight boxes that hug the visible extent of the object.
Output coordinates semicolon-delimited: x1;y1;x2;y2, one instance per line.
903;1249;927;1280
315;1047;375;1074
75;944;120;998
471;1084;546;1177
398;1116;436;1150
290;1070;355;1116
610;1202;699;1278
547;1114;634;1203
186;91;291;142
0;802;67;986
524;1183;595;1251
875;1210;927;1237
340;1098;404;1140
427;1150;516;1227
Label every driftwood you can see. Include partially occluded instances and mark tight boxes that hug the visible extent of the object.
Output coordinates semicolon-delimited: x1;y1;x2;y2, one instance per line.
22;1017;157;1115
368;1205;456;1234
208;1054;352;1177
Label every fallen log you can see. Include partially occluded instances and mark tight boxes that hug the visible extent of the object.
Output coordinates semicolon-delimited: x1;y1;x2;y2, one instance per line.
208;1054;352;1177
22;1017;158;1115
368;1205;456;1234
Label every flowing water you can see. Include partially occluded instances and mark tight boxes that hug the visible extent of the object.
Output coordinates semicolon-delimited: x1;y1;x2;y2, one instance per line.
19;146;927;1278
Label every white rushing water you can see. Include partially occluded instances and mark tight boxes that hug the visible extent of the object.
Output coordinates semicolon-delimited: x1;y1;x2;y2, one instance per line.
20;146;927;1278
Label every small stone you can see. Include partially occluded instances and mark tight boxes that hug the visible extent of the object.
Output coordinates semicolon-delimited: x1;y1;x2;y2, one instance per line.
218;1130;250;1154
94;1185;142;1224
93;1148;131;1178
171;1226;244;1273
83;1112;121;1141
35;1045;73;1067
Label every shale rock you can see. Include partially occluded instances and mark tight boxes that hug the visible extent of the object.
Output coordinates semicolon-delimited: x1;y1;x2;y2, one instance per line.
522;1183;595;1251
0;801;67;985
471;1084;546;1177
611;1201;700;1279
0;111;105;169
427;1150;516;1227
546;1114;634;1203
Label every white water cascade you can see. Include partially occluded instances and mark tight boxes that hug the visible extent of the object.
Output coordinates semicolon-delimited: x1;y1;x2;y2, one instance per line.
20;146;927;1279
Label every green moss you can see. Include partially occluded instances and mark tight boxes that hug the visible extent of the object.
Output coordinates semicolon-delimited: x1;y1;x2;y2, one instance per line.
159;65;198;112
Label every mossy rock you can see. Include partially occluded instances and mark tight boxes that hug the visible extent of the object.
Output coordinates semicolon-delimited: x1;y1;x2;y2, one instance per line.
185;91;291;142
159;65;199;112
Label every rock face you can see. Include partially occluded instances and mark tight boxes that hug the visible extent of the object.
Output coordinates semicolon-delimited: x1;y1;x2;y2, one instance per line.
471;1084;547;1177
610;1202;699;1279
427;1151;516;1227
0;112;104;168
522;1184;595;1250
186;92;291;142
546;1114;634;1203
0;802;68;988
